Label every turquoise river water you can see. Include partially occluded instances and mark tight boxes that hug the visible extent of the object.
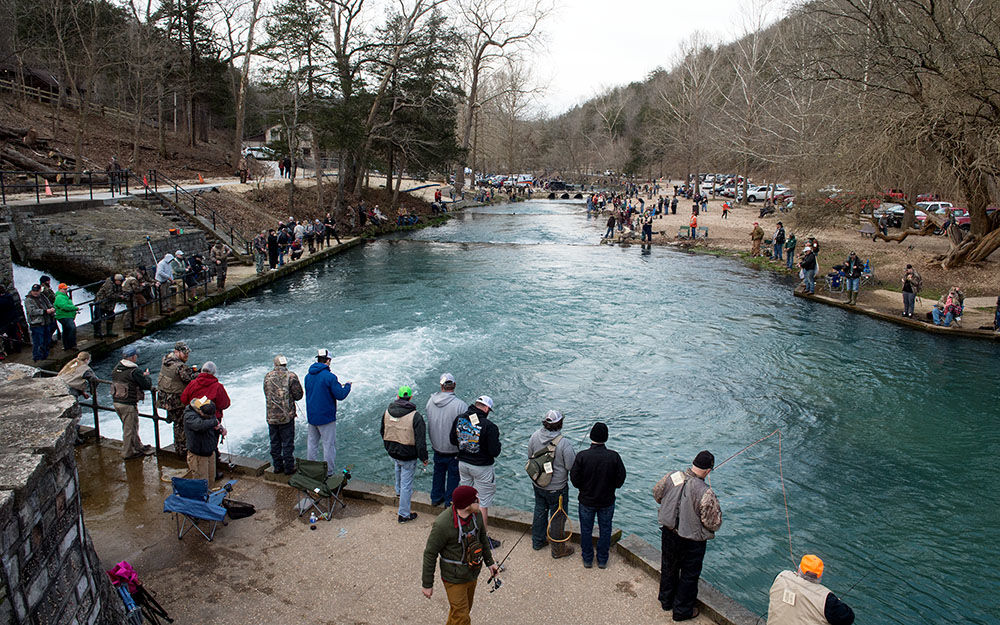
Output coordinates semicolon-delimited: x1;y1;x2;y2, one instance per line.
92;200;1000;623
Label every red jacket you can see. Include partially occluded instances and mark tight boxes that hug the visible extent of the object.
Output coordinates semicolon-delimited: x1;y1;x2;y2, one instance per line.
180;373;231;420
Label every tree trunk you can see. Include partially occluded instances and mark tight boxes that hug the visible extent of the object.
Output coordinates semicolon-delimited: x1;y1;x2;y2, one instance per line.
157;81;167;159
233;0;261;160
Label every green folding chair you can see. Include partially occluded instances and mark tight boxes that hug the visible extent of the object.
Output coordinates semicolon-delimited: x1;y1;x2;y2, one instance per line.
288;459;351;521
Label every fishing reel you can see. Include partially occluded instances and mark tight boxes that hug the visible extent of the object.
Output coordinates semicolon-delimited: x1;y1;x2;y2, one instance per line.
487;564;505;593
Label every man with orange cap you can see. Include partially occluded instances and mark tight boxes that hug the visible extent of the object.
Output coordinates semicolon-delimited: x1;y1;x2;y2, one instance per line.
767;554;855;624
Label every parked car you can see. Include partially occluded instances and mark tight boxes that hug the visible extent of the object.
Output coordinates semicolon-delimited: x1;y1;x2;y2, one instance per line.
936;206;971;229
883;188;906;201
916;201;953;214
916;192;942;202
243;146;276;160
876;203;926;228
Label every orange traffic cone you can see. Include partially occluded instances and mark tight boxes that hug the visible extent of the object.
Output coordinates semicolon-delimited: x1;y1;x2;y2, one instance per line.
198;173;205;184
44;179;53;196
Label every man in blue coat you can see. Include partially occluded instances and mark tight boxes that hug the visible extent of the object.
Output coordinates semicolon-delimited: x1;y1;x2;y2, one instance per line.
305;348;352;476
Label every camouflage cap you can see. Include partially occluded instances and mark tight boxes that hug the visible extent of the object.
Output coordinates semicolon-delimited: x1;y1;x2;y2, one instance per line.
174;341;190;353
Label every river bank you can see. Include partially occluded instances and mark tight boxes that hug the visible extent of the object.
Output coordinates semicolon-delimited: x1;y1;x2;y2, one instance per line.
608;189;1000;339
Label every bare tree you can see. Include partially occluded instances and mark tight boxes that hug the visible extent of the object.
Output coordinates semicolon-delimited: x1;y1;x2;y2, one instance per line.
452;0;547;193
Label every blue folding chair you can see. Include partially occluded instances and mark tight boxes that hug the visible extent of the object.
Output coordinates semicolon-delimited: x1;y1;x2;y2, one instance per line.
163;478;237;542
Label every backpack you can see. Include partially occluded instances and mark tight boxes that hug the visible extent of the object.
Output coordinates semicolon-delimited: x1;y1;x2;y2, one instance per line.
455;414;482;454
525;435;562;487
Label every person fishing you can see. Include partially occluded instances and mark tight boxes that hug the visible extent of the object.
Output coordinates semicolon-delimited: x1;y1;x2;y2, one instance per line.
652;450;722;622
766;554;855;625
526;410;576;557
421;485;498;625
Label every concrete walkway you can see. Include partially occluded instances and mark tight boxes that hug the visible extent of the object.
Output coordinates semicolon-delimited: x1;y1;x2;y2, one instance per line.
77;443;714;625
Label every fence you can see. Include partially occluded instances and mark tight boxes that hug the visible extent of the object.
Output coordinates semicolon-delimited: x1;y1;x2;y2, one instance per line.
129;170;251;255
0;169;129;205
0;77;145;127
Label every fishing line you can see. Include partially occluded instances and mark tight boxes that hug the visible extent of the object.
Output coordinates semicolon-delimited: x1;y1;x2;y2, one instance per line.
713;429;794;565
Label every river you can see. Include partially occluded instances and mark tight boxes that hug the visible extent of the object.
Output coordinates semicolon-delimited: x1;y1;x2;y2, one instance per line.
90;200;1000;624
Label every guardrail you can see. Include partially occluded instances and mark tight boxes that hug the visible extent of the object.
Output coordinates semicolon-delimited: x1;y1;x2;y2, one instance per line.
0;77;150;127
0;169;129;205
131;170;251;254
35;367;170;451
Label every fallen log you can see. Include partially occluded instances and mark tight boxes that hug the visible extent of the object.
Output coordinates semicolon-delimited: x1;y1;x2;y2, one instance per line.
868;217;939;242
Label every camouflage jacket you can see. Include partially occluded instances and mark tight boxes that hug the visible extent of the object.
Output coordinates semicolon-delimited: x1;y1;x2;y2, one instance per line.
263;365;303;425
156;353;196;410
210;244;229;268
95;278;124;305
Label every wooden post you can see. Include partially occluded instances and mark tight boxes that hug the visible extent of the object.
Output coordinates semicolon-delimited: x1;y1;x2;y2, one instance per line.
151;389;161;451
89;379;101;439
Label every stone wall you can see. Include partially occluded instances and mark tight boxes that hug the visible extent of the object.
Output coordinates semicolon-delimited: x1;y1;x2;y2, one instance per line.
0;365;125;625
0;224;13;288
8;207;206;281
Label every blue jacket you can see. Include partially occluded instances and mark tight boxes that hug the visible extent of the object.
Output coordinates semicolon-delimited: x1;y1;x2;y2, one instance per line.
304;362;351;425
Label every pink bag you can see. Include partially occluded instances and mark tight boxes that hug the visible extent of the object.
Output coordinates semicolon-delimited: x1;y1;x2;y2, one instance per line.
107;561;140;593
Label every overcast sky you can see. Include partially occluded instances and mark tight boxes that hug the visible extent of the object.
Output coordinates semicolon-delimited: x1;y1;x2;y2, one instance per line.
533;0;788;116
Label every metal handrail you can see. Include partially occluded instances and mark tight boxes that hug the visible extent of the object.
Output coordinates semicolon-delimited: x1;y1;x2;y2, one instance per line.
0;168;129;205
36;368;167;451
135;170;251;254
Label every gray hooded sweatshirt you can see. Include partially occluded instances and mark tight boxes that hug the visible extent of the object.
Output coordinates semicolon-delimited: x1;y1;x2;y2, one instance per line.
527;428;577;492
425;391;468;454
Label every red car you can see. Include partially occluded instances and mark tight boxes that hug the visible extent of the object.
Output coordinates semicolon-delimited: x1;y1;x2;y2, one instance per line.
942;207;971;228
883;188;905;201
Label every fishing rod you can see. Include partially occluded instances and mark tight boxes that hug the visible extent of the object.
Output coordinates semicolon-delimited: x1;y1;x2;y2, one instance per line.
486;526;529;593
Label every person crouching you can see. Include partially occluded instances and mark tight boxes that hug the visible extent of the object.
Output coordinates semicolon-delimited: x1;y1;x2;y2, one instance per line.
184;397;226;487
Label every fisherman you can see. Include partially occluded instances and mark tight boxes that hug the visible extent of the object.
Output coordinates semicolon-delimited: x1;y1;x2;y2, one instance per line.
451;396;502;549
57;351;98;400
156;341;197;458
155;253;177;313
324;213;341;245
671;196;678;214
689;212;698;239
784;233;797;270
800;246;817;294
253;231;268;274
263;354;304;475
773;222;786;261
111;345;154;459
94;273;125;338
751;222;765;257
53;283;79;351
641;216;653;243
183;397;224;487
527;410;576;558
420;485;498;625
570;422;627;569
605;214;616;239
843;252;864;305
24;284;55;362
121;269;148;328
381;386;428;523
304;348;352;476
426;373;468;507
210;242;230;289
767;555;855;625
653;450;722;622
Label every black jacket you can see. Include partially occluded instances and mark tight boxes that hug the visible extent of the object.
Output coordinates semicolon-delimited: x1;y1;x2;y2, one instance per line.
450;406;501;466
380;398;428;462
183;405;219;457
570;443;627;508
774;227;785;245
844;255;863;279
800;251;816;271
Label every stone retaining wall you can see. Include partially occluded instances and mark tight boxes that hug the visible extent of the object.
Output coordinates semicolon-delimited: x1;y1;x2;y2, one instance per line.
8;208;206;281
1;225;12;287
0;365;125;625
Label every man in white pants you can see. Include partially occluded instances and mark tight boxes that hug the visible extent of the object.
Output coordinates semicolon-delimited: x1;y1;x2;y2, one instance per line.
304;348;352;475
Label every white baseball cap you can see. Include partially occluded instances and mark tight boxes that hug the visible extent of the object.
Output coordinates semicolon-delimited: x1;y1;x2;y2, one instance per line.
440;373;456;385
317;348;330;359
543;410;564;424
475;395;494;410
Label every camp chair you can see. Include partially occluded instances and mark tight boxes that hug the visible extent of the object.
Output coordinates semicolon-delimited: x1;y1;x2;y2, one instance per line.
163;477;237;542
861;260;875;288
288;459;351;521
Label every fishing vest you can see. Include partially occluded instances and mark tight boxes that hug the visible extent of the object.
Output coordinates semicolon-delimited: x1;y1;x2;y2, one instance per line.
767;570;830;625
657;470;715;541
383;410;416;446
111;361;143;405
58;363;90;392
